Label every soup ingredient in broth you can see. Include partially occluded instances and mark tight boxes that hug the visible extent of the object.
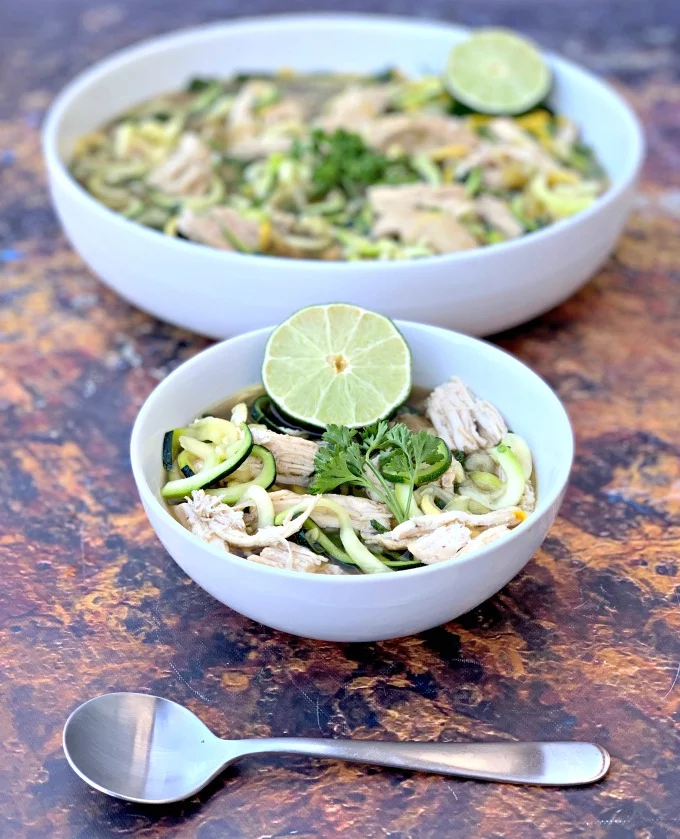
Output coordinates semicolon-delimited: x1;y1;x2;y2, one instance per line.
159;306;537;575
445;28;551;115
69;28;607;261
262;303;412;428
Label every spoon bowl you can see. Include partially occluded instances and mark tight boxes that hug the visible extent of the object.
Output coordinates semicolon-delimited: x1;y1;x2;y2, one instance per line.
63;693;232;803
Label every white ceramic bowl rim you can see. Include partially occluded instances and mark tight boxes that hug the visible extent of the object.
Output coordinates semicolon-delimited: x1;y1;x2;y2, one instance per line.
130;321;574;584
43;12;645;273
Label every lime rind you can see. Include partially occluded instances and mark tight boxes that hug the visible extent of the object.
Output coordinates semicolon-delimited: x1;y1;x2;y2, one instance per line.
262;304;412;428
445;28;552;116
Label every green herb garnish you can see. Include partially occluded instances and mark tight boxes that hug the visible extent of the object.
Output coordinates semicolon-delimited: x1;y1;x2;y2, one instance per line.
307;129;419;199
310;421;443;523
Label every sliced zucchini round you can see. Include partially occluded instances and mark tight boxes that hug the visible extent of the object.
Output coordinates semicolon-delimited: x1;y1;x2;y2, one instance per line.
204;445;276;504
162;417;237;471
161;424;253;501
380;437;453;486
251;395;323;439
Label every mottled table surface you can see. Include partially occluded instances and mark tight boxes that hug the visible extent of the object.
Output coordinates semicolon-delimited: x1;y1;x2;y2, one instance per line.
1;2;679;837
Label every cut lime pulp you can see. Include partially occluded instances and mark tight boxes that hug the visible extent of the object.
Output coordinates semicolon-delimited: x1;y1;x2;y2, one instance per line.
445;28;552;116
262;304;412;428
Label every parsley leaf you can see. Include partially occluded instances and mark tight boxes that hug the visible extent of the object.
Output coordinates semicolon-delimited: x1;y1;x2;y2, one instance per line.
306;129;419;199
310;421;447;524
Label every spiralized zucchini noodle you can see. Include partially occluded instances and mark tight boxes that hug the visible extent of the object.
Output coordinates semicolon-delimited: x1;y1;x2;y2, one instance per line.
71;67;607;261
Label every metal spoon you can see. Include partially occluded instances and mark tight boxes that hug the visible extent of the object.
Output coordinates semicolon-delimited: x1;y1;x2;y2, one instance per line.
63;693;610;803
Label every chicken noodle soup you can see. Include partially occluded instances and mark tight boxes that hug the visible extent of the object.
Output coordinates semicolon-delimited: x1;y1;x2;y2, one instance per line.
162;378;536;575
71;40;606;261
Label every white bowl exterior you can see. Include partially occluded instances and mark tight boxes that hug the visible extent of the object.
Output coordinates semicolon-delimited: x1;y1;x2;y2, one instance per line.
44;15;644;338
130;323;573;641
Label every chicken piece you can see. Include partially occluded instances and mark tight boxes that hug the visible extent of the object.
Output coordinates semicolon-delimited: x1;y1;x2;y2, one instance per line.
228;454;264;484
457;524;510;555
440;460;465;491
251;541;332;573
519;482;536;514
425;377;508;454
360;113;478;155
250;427;319;485
553;116;578;150
396;412;435;435
487;117;534;146
368;183;474;220
228;133;295;160
376;507;522;551
227;82;302;159
475;195;523;239
147;133;213;197
269;490;392;537
407;522;471;564
487;118;562;169
177;206;261;252
229;81;276;132
316;85;394;132
182;489;317;550
260;98;305;127
374;209;478;254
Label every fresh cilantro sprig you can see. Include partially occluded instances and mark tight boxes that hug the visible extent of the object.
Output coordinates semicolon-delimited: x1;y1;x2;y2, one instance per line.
310;421;443;524
305;129;419;200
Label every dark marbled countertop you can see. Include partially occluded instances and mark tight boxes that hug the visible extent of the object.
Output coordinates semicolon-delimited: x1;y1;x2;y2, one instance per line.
1;2;679;837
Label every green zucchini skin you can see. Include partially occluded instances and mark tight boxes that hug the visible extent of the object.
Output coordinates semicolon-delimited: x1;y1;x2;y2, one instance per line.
301;520;357;568
204;445;276;504
380;437;453;486
251;395;323;439
161;425;253;500
177;450;195;478
162;429;182;471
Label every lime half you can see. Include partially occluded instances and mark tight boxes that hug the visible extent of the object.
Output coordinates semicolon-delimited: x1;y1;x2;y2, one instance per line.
445;29;551;115
262;304;412;428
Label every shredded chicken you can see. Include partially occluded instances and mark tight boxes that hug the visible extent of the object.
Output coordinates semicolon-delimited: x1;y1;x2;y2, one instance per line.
252;541;334;573
406;522;472;564
475;195;523;239
269;489;392;537
374;209;478;254
261;98;305;127
457;119;557;187
487;117;534;146
177;206;261;251
228;455;265;483
440;460;465;491
250;426;319;485
360;114;478;154
228;133;296;160
425;377;508;453
227;82;302;159
457;524;510;555
376;507;522;551
229;81;273;134
148;133;213;197
182;489;317;550
317;85;394;132
519;482;536;514
368;183;474;220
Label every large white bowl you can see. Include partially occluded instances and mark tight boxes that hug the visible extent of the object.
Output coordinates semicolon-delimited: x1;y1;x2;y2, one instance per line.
130;321;574;642
43;14;644;339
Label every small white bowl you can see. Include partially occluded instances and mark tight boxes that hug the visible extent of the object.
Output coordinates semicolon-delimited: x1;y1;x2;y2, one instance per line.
130;321;573;642
43;14;644;339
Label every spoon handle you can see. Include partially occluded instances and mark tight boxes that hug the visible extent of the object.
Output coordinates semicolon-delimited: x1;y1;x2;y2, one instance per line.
232;739;610;786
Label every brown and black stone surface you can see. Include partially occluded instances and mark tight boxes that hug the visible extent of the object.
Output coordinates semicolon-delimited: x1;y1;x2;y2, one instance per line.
1;2;679;837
